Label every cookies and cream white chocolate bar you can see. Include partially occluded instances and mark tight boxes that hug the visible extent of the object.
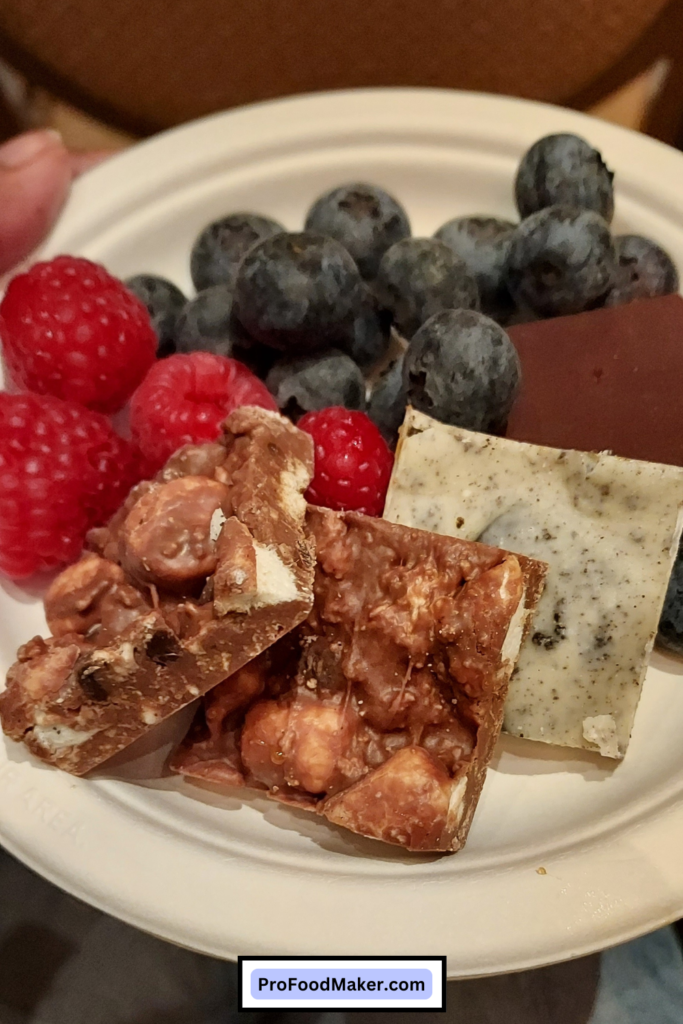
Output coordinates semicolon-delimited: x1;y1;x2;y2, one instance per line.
384;408;683;759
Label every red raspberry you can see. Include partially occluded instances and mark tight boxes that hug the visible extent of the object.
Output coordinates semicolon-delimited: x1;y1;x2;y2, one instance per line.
0;393;145;579
130;351;278;470
0;255;157;414
298;407;394;516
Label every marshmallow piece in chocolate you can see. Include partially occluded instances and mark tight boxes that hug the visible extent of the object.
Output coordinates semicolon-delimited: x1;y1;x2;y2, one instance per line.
0;407;315;775
212;516;301;615
323;746;461;850
213;517;258;614
171;507;547;853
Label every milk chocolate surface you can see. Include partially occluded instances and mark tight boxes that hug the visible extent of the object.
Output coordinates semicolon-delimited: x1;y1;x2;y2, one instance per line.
506;294;683;466
171;507;547;853
0;407;315;775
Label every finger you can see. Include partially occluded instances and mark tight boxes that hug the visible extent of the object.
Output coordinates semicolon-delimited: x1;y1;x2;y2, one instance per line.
70;149;117;177
0;130;72;277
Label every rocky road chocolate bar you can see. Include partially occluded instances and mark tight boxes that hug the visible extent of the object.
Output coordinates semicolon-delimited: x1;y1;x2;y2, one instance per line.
171;507;547;853
0;407;314;775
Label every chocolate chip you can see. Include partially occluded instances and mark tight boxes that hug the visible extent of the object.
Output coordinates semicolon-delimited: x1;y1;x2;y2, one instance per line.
145;631;181;666
78;668;109;702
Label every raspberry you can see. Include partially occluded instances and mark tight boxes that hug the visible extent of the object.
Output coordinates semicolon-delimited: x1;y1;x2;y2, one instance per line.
298;407;394;516
0;256;157;414
130;351;278;470
0;393;145;579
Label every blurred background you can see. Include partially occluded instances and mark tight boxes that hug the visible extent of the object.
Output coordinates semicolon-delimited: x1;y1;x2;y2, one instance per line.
0;0;682;152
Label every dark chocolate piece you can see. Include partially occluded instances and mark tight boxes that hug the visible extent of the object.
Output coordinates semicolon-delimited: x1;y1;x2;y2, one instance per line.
171;508;547;853
0;407;315;775
506;294;683;466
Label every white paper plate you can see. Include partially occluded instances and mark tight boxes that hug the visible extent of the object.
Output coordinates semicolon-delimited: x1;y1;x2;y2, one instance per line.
2;89;683;978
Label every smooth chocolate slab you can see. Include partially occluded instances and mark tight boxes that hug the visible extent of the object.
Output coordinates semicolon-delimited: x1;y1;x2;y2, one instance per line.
506;294;683;466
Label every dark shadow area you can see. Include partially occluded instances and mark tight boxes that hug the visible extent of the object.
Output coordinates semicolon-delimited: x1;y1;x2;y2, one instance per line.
0;923;76;1018
348;954;600;1024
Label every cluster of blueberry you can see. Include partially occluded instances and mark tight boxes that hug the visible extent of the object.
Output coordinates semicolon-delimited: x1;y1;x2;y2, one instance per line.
127;133;678;446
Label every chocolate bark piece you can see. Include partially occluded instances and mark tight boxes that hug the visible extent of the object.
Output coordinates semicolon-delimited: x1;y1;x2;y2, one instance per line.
506;294;683;467
0;407;315;775
171;507;547;853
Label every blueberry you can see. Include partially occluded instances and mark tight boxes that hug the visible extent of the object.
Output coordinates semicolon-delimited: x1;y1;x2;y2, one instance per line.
125;274;186;358
266;349;365;418
342;285;392;369
233;232;364;354
605;234;679;306
515;133;614;222
376;238;479;340
174;285;238;357
403;309;520;433
368;355;407;446
506;205;616;318
434;216;516;319
190;213;285;292
174;285;275;376
658;538;683;655
304;183;410;280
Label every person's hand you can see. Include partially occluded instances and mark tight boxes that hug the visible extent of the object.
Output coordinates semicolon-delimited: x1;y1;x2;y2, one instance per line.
0;129;112;277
